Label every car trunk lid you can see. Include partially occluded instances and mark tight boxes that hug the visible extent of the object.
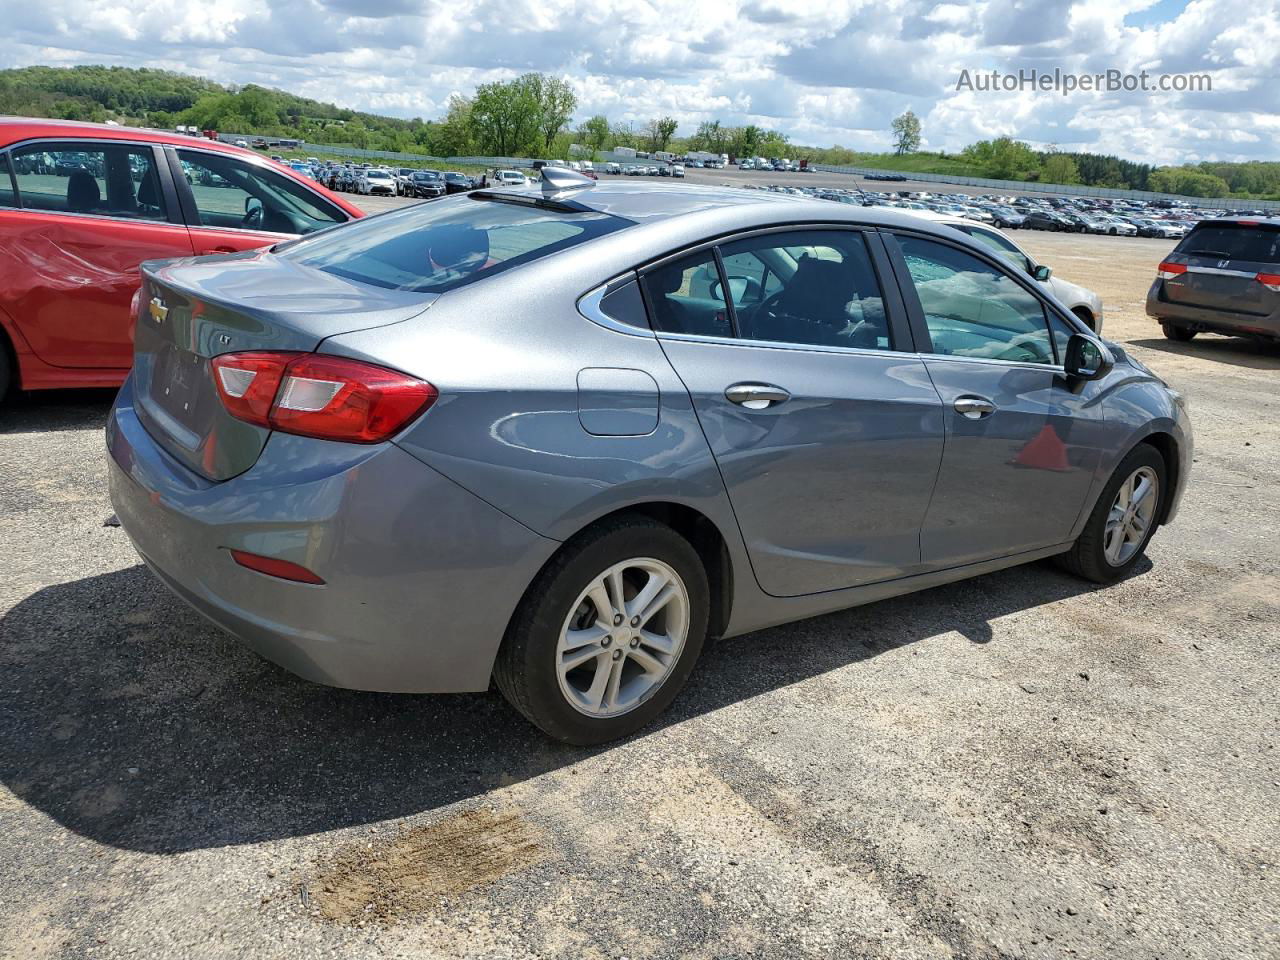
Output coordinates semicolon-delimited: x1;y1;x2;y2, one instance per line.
1162;221;1280;315
133;250;435;481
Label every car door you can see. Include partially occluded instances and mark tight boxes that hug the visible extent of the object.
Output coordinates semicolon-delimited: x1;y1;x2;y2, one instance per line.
0;139;192;369
884;231;1110;567
642;228;945;598
167;147;350;255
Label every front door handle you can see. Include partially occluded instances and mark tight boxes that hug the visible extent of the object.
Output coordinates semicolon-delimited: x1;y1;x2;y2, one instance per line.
954;395;996;419
725;383;791;410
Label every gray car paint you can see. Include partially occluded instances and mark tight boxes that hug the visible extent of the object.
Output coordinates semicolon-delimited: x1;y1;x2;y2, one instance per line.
108;183;1192;693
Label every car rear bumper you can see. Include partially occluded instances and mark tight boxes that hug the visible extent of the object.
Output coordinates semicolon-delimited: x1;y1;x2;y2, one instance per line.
1146;284;1280;338
106;376;559;693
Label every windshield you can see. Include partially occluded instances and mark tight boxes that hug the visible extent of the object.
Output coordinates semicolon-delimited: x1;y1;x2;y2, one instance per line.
280;194;633;294
1176;223;1280;263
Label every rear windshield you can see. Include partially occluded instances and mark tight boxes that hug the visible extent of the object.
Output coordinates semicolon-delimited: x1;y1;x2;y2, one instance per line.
1176;223;1280;263
279;194;631;294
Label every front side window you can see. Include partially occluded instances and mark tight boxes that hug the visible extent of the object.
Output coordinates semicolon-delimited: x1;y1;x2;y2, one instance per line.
282;194;631;294
641;250;731;338
894;234;1054;365
10;142;167;221
176;149;344;235
956;226;1033;274
718;230;890;349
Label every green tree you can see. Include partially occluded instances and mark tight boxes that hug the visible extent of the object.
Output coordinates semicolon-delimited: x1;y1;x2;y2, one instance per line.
470;77;540;156
1042;151;1080;185
961;137;1040;179
578;114;610;155
525;73;577;152
891;110;921;154
431;95;475;156
1148;167;1231;198
646;116;679;152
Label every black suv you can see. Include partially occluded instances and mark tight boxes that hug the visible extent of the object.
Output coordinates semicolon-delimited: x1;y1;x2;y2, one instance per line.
1147;218;1280;344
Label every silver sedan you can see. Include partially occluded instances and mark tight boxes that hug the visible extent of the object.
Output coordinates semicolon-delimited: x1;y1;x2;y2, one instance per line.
108;173;1192;743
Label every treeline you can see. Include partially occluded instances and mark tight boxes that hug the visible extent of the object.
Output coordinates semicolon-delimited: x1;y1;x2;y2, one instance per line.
3;66;1277;198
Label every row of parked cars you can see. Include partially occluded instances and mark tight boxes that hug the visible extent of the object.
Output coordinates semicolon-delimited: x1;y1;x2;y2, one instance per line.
740;182;1250;240
279;158;480;199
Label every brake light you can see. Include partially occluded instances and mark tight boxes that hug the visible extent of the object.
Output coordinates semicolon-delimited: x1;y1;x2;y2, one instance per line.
210;351;437;442
1157;261;1188;280
1257;272;1280;292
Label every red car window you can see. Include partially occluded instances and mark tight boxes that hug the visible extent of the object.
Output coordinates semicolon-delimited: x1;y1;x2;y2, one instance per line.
11;143;168;222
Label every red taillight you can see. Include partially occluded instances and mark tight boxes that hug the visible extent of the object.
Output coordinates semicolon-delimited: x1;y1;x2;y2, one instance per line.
210;352;291;428
1256;272;1280;292
1157;261;1188;281
229;549;325;584
210;351;437;442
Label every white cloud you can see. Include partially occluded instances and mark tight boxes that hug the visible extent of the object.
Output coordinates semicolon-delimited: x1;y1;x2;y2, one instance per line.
1;0;1276;162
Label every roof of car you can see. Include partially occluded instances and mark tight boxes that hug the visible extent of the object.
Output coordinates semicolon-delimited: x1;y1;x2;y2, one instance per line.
0;116;266;159
501;180;946;231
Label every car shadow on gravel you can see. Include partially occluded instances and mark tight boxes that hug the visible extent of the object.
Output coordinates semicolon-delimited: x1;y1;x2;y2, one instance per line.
0;557;1117;854
0;389;116;434
1130;336;1280;370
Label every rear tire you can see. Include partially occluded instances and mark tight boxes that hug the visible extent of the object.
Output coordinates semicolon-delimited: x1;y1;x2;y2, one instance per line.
0;333;12;402
1162;323;1197;342
1058;445;1167;584
493;517;709;745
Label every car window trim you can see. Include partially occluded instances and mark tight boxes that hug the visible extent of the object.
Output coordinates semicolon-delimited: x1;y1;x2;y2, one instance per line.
882;227;1083;367
635;222;915;354
2;138;185;227
165;143;349;233
0;152;16;206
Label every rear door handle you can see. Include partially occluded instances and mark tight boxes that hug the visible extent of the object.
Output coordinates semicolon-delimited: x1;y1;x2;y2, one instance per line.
725;383;790;409
953;396;996;419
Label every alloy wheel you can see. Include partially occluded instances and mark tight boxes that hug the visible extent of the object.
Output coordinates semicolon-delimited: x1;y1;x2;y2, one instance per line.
555;558;690;718
1104;466;1160;566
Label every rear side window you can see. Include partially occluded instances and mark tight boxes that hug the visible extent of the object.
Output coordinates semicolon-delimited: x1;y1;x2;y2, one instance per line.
282;195;631;294
719;230;891;350
641;250;732;338
10;142;168;221
1176;223;1280;264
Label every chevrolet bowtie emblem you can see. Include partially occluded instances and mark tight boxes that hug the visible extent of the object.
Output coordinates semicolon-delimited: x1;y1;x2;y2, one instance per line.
149;297;168;323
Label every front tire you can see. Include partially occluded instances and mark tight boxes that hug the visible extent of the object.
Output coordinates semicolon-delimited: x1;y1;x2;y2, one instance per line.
1058;445;1166;584
494;517;710;744
1162;323;1197;342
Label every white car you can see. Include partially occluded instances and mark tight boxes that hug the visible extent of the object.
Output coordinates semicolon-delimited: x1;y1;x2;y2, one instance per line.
358;169;397;196
605;162;622;175
233;139;249;148
878;207;1105;333
671;164;685;178
492;169;528;187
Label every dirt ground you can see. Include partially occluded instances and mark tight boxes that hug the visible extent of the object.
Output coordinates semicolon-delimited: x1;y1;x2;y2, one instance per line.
0;218;1276;960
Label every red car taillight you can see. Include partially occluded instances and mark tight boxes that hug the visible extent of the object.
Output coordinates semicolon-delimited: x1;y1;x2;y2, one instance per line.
210;352;437;443
1256;272;1280;292
1157;261;1187;281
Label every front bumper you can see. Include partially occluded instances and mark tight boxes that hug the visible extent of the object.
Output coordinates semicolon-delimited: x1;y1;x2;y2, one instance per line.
106;377;559;693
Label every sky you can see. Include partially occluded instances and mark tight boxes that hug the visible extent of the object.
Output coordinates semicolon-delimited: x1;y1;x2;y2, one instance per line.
3;0;1278;164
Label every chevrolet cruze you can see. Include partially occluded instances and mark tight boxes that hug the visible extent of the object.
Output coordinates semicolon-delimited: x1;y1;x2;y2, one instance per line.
107;173;1192;744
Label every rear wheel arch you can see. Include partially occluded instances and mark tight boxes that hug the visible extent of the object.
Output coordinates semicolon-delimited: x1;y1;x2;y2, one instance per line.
503;502;734;650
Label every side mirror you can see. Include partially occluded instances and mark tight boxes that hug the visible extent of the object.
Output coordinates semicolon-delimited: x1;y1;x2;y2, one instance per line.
1032;264;1052;282
1064;333;1113;381
710;276;751;302
245;196;263;215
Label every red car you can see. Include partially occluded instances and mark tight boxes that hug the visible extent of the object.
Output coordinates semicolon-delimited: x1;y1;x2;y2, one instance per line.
0;118;365;396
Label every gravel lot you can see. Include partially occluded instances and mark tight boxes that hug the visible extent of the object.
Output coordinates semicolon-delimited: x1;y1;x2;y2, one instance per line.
1;205;1277;960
